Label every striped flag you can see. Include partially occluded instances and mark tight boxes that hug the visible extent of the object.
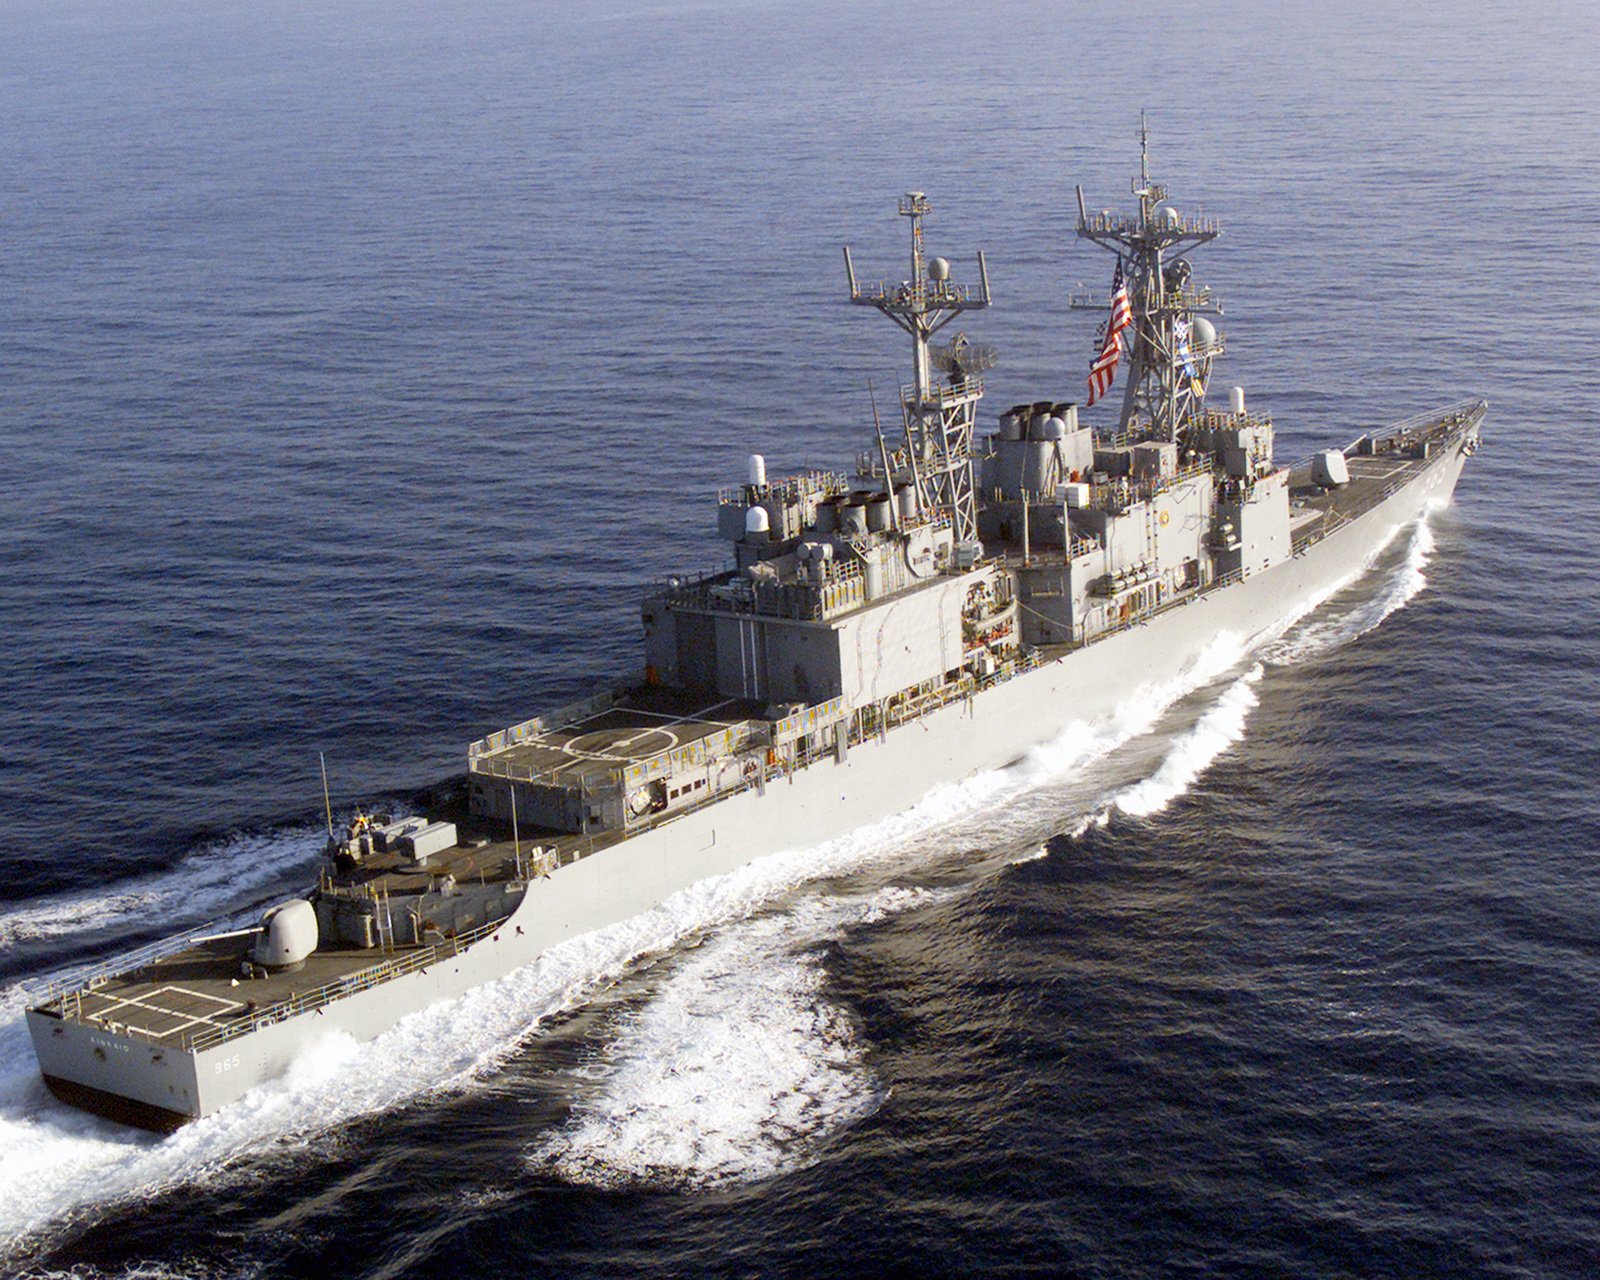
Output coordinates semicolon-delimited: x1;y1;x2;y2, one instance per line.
1087;260;1133;406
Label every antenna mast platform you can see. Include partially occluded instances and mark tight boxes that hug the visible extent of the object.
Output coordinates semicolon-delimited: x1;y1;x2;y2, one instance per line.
1074;118;1223;443
844;194;992;545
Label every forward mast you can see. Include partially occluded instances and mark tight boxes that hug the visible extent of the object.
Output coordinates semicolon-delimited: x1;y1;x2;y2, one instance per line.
844;195;992;547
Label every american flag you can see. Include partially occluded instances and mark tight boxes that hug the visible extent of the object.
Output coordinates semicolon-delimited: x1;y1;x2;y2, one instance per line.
1087;260;1133;406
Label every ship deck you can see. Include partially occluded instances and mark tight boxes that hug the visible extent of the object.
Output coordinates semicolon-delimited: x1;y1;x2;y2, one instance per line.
34;833;548;1051
47;936;416;1048
1287;405;1478;551
36;403;1483;1056
472;686;765;787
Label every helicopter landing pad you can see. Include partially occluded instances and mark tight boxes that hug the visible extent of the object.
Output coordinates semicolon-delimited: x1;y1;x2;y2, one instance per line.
474;690;765;785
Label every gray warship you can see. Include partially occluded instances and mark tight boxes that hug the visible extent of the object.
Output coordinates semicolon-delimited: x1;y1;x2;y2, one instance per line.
26;142;1485;1131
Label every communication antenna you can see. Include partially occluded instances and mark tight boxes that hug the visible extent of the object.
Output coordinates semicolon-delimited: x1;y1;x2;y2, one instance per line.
510;784;523;881
1074;117;1224;442
1139;110;1150;189
867;378;901;533
844;194;992;545
319;752;334;842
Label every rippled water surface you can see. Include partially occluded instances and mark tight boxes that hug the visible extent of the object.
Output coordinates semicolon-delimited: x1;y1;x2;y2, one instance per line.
3;1;1598;1276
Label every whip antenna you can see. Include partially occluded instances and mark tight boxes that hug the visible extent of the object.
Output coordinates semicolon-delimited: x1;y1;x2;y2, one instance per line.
319;751;334;842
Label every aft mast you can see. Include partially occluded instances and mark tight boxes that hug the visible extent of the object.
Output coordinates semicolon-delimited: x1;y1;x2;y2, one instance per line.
844;195;992;546
1075;117;1223;443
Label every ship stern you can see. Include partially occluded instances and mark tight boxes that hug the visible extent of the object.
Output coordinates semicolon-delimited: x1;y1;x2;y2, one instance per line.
26;1009;201;1133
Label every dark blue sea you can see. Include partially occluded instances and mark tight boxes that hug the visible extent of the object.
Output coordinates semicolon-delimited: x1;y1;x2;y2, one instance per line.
3;1;1598;1276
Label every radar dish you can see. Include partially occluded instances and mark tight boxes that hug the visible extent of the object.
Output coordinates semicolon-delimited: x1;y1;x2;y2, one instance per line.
929;333;998;377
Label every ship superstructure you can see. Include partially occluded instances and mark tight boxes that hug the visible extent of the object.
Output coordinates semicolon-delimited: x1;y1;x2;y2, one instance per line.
25;145;1485;1131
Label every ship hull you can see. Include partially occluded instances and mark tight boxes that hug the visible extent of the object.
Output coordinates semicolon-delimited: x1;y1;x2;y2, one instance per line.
26;432;1473;1129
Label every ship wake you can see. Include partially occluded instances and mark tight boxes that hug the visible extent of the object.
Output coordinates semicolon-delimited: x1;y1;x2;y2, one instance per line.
1261;515;1436;666
525;888;953;1189
1073;514;1439;832
0;823;333;958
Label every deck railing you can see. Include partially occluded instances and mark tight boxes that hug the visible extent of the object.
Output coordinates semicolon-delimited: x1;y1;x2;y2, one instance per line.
29;921;227;1017
184;910;513;1052
1361;397;1487;443
468;687;620;760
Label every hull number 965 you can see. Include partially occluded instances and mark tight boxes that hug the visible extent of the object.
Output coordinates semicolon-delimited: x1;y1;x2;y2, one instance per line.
214;1055;241;1074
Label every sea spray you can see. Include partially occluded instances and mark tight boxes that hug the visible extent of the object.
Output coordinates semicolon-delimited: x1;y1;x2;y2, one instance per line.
1113;667;1264;818
528;888;958;1189
0;659;1219;1246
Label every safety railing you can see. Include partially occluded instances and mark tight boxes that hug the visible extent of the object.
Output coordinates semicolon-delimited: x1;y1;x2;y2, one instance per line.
1088;459;1214;511
468;400;1487;906
854;278;977;309
29;921;228;1015
658;562;867;623
717;469;848;508
901;377;984;408
1365;397;1487;443
184;910;515;1052
469;686;620;760
1078;211;1221;238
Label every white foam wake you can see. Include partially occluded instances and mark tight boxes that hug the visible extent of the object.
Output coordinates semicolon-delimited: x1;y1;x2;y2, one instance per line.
1071;513;1441;833
527;509;1451;1187
1263;514;1437;666
527;638;1273;1191
0;823;329;954
528;886;954;1190
0;632;1242;1248
1113;666;1264;818
20;1265;248;1280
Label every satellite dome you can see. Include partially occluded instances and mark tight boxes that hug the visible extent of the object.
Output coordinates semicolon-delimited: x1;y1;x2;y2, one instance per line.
1154;202;1181;228
1190;316;1216;348
1039;416;1067;440
745;507;771;536
929;257;951;282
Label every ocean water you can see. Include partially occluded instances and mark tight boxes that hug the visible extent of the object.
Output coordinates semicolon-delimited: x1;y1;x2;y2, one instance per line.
2;1;1598;1276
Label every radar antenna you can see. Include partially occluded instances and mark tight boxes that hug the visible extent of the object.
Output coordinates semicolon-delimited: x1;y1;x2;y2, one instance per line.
930;333;999;380
843;195;992;545
1073;118;1223;443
